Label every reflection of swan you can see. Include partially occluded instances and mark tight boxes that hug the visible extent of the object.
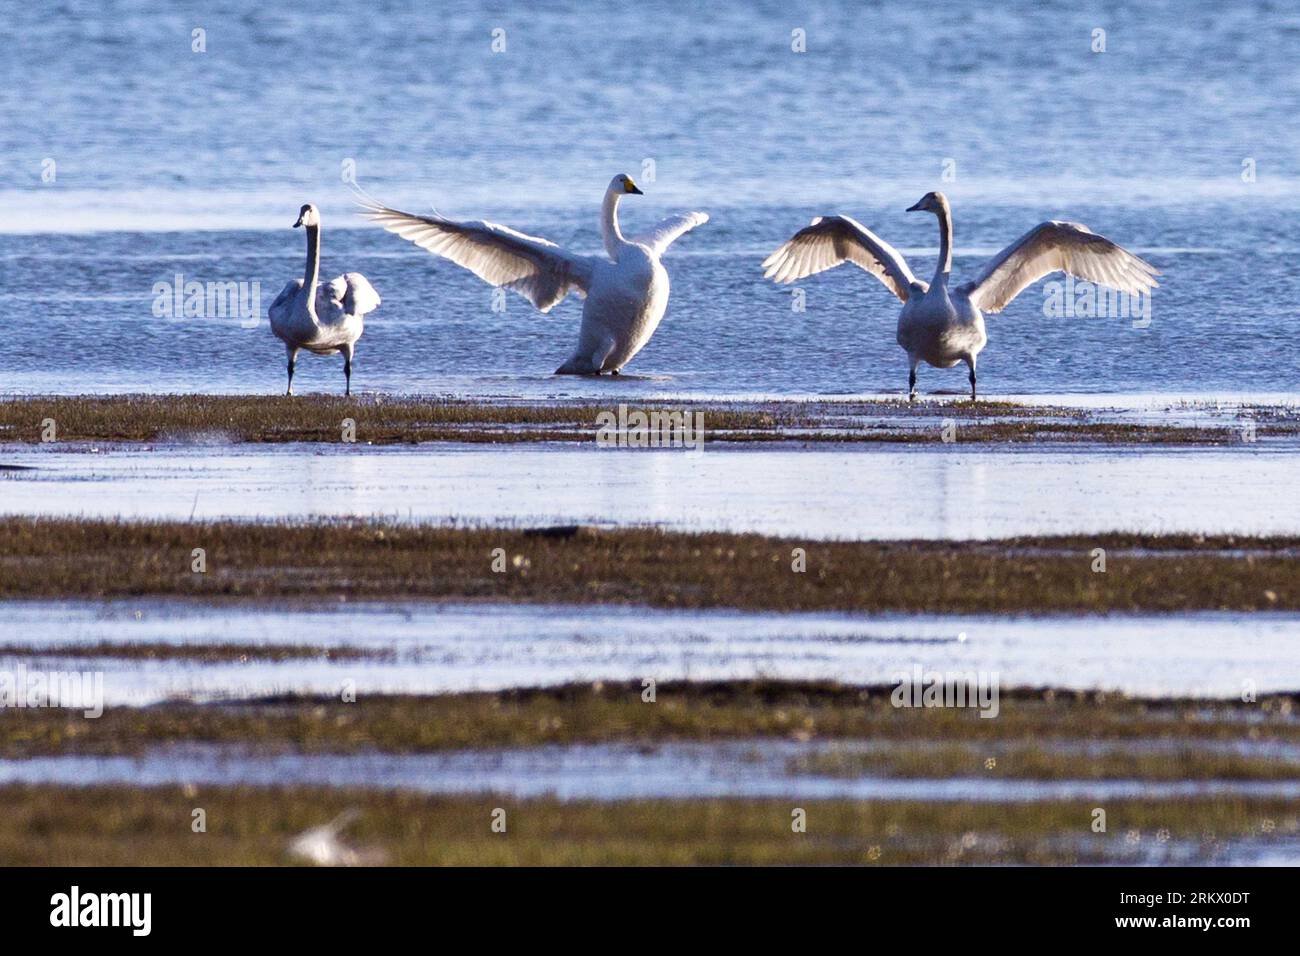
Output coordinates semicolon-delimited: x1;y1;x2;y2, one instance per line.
359;174;707;374
763;191;1159;399
268;204;381;396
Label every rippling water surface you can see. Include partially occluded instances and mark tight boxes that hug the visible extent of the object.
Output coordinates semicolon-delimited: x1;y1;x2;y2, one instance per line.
3;601;1298;700
2;1;1297;397
3;442;1297;538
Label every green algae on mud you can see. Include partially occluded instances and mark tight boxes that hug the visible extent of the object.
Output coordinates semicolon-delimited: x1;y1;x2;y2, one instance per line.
0;518;1294;611
0;394;791;444
0;394;1291;444
2;681;1297;759
0;641;385;663
786;743;1300;782
4;681;1296;864
0;782;1293;865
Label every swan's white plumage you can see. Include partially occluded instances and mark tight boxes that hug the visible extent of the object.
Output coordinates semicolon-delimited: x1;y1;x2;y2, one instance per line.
360;174;707;373
269;272;381;334
763;191;1159;399
327;272;382;319
355;202;596;313
761;215;922;302
268;204;380;395
286;809;386;867
630;212;711;257
960;220;1160;314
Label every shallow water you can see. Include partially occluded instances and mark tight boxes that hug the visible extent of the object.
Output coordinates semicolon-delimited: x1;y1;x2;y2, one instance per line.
1;741;1296;803
4;210;1296;401
2;2;1299;398
3;601;1298;701
1;442;1296;540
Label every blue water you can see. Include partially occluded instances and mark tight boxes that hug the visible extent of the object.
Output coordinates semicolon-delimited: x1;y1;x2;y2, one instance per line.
1;0;1298;397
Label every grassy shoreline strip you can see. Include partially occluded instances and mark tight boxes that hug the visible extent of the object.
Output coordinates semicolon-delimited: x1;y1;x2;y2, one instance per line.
0;642;384;662
2;784;1292;865
2;681;1297;758
0;518;1294;610
0;394;1289;444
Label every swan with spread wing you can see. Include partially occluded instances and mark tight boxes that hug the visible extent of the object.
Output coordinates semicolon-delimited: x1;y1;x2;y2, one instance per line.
358;174;707;374
763;191;1160;399
268;204;380;396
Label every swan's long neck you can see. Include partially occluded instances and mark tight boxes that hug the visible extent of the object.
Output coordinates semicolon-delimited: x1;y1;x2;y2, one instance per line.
303;225;321;317
601;189;626;259
933;202;953;288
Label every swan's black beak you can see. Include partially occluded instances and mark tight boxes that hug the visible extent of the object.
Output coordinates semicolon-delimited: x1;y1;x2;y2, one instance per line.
905;199;925;213
293;217;303;228
628;184;644;195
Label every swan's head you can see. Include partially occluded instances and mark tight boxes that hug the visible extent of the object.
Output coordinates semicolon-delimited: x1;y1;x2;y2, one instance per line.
906;192;949;215
610;173;644;196
293;204;320;228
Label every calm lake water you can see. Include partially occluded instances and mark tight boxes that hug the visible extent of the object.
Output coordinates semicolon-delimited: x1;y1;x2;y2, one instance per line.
3;442;1298;539
3;601;1298;701
1;1;1298;398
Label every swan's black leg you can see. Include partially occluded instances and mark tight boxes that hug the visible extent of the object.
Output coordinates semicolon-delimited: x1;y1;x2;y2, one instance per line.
344;357;352;397
908;367;917;401
286;355;296;396
961;356;977;400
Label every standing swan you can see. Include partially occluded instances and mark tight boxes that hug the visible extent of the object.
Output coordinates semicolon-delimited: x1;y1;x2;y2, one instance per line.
763;192;1159;399
268;204;381;396
358;175;707;374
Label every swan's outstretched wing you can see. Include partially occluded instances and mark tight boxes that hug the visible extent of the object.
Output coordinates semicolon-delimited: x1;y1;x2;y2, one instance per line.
316;273;381;325
630;212;709;257
762;215;922;302
358;197;596;313
962;221;1160;314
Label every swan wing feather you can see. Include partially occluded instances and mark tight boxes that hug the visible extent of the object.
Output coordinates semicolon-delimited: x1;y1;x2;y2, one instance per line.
268;278;303;324
358;197;595;313
338;272;381;317
630;212;709;256
962;220;1160;314
761;215;920;302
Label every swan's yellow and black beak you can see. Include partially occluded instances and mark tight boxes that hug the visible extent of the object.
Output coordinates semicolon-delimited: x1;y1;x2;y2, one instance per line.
624;179;644;195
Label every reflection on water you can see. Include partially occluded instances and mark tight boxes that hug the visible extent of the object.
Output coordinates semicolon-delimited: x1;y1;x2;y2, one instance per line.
2;601;1298;701
2;442;1297;540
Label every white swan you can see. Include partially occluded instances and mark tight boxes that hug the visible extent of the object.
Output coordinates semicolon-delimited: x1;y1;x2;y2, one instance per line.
358;174;707;374
268;204;381;396
763;191;1160;399
286;810;385;867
